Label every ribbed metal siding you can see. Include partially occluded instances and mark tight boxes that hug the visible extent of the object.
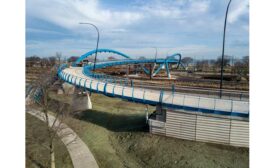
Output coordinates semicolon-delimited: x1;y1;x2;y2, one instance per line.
196;116;230;144
166;111;196;140
230;120;249;147
149;110;249;147
149;119;166;135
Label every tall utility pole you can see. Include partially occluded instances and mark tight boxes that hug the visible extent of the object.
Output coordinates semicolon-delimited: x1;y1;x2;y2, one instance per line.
151;47;158;79
194;55;196;72
79;22;100;71
152;47;158;62
219;0;232;98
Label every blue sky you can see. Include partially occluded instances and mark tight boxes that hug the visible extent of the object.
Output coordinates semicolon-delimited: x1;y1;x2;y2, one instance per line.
26;0;249;59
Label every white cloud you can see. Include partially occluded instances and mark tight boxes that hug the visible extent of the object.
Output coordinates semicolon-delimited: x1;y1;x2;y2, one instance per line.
26;28;69;35
188;1;210;13
27;0;143;30
140;0;209;19
26;0;249;58
228;0;249;23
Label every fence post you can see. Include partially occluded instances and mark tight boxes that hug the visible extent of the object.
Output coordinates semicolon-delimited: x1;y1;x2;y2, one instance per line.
172;84;175;93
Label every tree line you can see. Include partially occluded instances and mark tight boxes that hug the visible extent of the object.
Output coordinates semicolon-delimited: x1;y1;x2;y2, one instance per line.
26;52;63;67
181;56;249;79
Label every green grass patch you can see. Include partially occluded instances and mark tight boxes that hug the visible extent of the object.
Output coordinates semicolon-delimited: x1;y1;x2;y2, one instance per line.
26;113;73;168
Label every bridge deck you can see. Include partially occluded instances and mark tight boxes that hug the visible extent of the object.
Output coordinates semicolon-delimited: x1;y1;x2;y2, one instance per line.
58;65;249;118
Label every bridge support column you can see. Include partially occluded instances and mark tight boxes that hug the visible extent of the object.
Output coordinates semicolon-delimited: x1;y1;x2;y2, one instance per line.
155;104;166;122
62;82;75;95
87;92;93;109
71;90;93;112
62;82;92;113
165;62;171;79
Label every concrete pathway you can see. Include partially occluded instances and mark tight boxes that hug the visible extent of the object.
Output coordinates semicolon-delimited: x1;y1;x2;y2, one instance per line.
27;108;99;168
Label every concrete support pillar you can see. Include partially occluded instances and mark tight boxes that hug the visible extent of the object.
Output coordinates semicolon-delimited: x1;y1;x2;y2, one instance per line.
156;104;166;122
165;62;171;79
71;91;93;112
145;105;149;124
57;88;64;94
62;82;75;95
86;92;93;109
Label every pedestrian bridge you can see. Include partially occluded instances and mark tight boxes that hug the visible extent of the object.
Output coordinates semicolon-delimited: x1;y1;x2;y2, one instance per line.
58;49;249;118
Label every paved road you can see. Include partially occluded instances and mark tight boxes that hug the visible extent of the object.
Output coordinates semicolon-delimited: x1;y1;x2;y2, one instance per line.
27;108;99;168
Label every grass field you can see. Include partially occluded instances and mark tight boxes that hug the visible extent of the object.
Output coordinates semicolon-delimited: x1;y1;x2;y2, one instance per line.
26;113;73;168
49;91;249;168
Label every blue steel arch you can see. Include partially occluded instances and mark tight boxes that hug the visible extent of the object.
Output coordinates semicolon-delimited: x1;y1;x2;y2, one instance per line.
138;53;182;75
75;48;132;64
165;53;182;69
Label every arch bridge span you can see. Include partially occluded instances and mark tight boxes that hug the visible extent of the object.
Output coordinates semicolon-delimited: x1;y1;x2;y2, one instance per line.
75;48;131;64
58;49;249;118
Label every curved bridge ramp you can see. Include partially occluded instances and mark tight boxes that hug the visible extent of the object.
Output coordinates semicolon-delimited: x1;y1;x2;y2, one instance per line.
58;65;249;118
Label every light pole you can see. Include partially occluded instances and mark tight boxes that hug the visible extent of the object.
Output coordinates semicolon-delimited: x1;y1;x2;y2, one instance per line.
219;0;232;98
194;55;196;72
79;22;100;71
166;48;174;57
152;47;158;62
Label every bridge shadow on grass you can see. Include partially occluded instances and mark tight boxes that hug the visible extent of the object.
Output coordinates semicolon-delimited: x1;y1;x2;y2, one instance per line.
75;109;148;132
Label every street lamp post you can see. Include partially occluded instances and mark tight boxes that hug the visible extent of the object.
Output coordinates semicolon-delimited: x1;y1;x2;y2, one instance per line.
152;47;158;62
194;55;196;72
79;22;100;71
166;48;173;57
219;0;232;98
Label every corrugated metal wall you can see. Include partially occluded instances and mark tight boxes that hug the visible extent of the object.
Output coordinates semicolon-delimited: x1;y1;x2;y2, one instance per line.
166;112;196;141
230;120;249;147
196;116;230;144
149;110;249;147
149;119;166;136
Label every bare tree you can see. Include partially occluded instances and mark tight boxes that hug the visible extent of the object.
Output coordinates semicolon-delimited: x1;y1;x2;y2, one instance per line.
41;57;49;67
26;55;41;67
215;56;231;67
139;56;146;60
108;56;116;60
68;56;79;63
56;52;62;65
242;56;249;81
181;57;193;67
232;56;249;81
48;57;57;67
28;68;72;168
196;60;209;72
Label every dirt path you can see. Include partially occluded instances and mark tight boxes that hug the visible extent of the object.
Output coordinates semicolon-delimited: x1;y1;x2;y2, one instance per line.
26;108;99;168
